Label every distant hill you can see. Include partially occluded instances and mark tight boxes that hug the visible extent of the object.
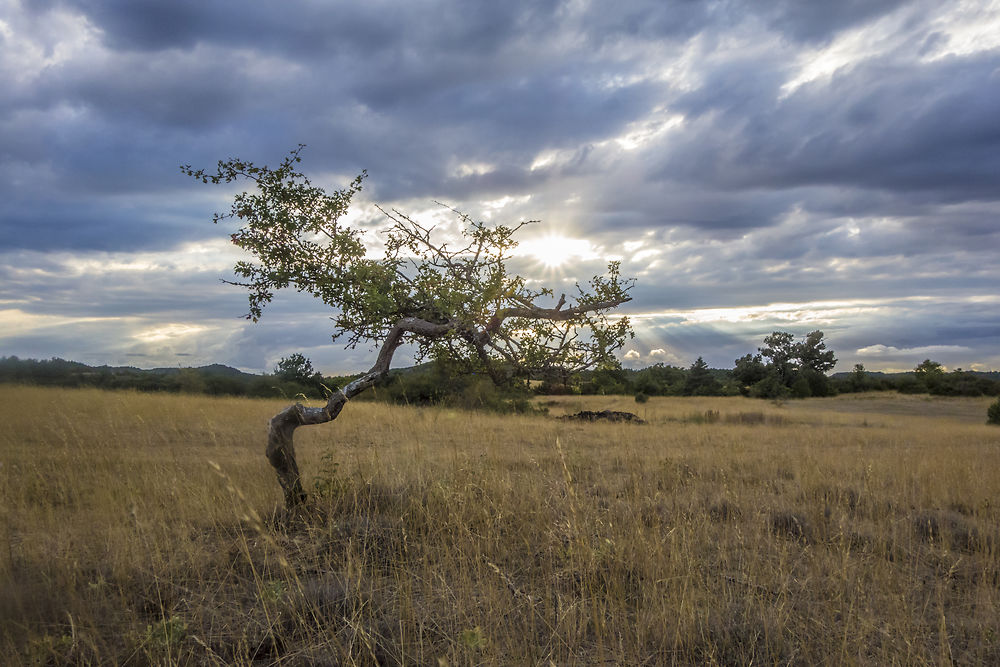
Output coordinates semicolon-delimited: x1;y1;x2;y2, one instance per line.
0;356;272;396
146;363;260;379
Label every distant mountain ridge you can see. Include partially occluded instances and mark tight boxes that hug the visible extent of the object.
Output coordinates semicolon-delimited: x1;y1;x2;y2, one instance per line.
0;356;278;396
143;363;260;379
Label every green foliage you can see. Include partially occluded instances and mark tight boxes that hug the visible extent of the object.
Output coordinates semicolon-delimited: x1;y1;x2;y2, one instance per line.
5;352;996;403
260;579;288;604
801;368;834;397
374;362;543;414
790;374;812;398
758;330;837;382
533;362;729;398
635;363;686;395
183;146;371;326
269;353;329;398
828;361;1000;398
684;356;721;396
759;332;797;383
733;353;769;392
988;398;1000;425
273;353;316;384
459;626;487;650
144;616;186;649
634;391;650;404
912;358;944;393
881;361;1000;397
581;366;628;395
0;355;360;400
312;451;346;499
743;331;838;399
935;370;997;397
796;330;837;374
914;359;944;379
847;363;871;392
748;371;791;400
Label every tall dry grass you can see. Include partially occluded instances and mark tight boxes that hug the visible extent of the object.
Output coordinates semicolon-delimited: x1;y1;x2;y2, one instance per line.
1;385;998;664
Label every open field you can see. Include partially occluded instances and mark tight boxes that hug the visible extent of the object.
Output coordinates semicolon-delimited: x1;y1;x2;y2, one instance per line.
2;386;999;665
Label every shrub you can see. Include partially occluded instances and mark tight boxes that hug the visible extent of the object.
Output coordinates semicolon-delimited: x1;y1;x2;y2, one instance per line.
790;375;812;398
749;373;790;399
988;397;1000;425
634;392;649;404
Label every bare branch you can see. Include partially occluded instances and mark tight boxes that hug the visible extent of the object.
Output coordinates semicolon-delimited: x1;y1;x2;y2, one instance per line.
486;296;632;333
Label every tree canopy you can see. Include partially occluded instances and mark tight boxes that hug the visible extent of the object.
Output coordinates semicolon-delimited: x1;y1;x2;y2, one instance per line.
183;146;633;388
733;330;838;398
273;353;318;385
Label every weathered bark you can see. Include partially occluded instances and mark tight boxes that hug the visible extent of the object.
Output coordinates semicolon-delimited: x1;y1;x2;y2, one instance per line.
266;395;347;507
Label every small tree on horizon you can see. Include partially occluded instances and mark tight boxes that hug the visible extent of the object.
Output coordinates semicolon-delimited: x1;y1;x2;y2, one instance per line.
684;356;720;395
184;147;634;508
273;353;317;385
742;330;837;398
848;363;870;392
759;331;797;384
795;330;837;374
914;358;944;379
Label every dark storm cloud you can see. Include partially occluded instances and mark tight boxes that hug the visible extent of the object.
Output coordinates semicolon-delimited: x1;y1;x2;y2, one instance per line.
0;251;239;317
665;53;1000;200
759;0;913;43
0;191;227;251
2;0;666;249
13;0;989;234
57;0;562;57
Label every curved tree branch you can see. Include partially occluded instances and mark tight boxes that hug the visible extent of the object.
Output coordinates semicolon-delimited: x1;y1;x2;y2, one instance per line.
485;296;631;334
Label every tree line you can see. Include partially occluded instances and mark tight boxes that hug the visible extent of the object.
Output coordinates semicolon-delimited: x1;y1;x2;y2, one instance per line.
4;330;998;407
0;355;354;400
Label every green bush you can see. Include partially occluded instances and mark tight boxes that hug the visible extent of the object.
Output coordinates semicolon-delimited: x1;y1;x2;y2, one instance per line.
790;375;812;398
634;392;649;404
988;397;1000;425
749;373;790;400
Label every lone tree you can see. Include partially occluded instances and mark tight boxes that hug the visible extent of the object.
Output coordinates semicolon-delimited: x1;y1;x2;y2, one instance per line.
274;353;318;385
735;330;837;398
184;147;634;508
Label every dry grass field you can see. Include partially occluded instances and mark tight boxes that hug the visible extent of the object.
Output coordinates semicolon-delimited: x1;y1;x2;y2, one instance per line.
2;385;998;665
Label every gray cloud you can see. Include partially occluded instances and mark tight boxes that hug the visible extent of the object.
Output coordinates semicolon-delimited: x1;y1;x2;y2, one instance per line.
759;0;913;43
663;54;1000;200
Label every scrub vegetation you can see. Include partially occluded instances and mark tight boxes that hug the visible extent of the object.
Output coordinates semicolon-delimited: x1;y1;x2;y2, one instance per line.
3;385;999;665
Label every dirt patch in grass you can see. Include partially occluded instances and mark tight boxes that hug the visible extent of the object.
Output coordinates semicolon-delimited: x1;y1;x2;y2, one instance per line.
560;409;647;423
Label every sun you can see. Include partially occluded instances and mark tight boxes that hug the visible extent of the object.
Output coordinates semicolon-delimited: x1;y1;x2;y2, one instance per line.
517;234;597;269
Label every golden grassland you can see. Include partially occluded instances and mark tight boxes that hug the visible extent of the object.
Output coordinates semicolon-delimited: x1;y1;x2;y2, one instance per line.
1;385;998;665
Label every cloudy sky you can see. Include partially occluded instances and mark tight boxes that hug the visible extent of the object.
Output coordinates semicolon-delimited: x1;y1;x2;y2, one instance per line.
1;0;998;375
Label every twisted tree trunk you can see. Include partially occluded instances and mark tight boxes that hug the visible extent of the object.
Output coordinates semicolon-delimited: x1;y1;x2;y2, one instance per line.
264;318;451;508
266;393;348;507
